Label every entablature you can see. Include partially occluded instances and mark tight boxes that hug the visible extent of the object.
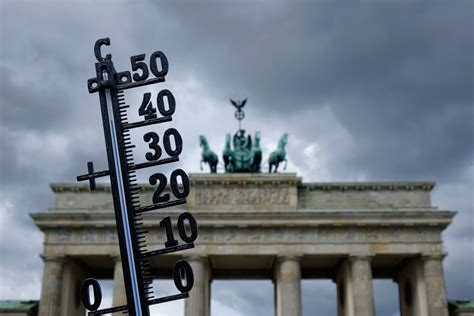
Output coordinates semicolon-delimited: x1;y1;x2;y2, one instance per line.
31;210;455;230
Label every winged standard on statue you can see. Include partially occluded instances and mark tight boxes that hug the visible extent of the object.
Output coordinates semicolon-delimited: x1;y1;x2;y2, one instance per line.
200;98;288;173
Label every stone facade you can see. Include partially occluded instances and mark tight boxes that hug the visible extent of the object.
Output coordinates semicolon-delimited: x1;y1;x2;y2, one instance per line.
31;173;455;316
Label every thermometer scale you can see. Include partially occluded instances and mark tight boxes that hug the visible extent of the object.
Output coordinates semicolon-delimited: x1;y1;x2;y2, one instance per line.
77;38;198;316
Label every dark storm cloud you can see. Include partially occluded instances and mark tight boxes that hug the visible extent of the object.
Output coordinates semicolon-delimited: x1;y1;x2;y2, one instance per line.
0;1;472;315
150;1;474;181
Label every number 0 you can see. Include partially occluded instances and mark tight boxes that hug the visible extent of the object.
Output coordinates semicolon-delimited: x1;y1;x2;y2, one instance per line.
170;169;189;199
81;278;102;311
163;128;182;157
150;51;169;77
173;260;194;293
157;89;175;116
178;212;198;243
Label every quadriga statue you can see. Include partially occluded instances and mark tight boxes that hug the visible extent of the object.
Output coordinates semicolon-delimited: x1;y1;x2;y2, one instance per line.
199;135;218;173
199;98;289;173
268;133;288;173
222;129;262;173
223;133;233;172
251;131;262;173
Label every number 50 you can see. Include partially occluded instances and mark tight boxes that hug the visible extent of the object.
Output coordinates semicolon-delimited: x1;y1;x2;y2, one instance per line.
130;51;169;82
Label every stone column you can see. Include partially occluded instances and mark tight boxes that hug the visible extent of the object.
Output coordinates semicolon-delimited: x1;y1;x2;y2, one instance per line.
422;254;448;316
60;259;86;316
184;256;211;316
349;255;375;316
38;255;64;316
274;256;302;316
112;256;127;309
335;261;353;316
396;259;428;316
335;255;375;316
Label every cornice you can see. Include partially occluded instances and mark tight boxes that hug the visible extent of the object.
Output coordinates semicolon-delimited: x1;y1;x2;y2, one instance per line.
188;173;302;186
51;183;112;192
31;210;455;230
301;182;435;191
51;179;435;193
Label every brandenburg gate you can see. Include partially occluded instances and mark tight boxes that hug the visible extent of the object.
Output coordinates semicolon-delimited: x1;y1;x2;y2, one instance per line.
32;173;454;316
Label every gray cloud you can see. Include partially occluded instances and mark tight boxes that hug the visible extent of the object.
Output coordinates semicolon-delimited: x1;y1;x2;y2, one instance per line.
0;1;472;315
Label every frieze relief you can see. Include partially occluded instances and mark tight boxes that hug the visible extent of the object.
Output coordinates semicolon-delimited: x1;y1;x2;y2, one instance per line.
46;226;442;245
58;230;72;243
194;227;443;244
81;229;98;243
105;231;118;243
92;201;114;210
195;187;290;205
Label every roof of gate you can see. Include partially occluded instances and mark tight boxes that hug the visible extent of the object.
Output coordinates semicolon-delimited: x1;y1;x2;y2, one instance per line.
0;300;39;312
449;300;474;312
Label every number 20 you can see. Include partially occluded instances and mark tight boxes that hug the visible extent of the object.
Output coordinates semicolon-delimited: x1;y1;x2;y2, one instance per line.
149;169;190;204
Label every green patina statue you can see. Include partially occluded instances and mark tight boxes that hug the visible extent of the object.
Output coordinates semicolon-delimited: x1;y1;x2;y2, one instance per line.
251;131;262;173
199;135;218;173
222;129;262;172
268;133;288;173
223;133;232;171
199;99;288;173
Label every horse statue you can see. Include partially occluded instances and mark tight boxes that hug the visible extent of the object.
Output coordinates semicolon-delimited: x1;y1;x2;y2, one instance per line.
223;133;234;172
199;135;218;173
268;133;288;173
251;131;262;173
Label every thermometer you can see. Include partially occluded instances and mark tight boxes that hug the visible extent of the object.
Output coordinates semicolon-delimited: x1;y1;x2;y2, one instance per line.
77;38;198;316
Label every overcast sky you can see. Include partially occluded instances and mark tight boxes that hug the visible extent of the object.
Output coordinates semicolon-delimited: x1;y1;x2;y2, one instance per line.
0;1;473;315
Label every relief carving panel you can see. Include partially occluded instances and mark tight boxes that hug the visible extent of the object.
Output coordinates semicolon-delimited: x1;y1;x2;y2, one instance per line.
45;226;442;247
195;187;290;205
191;227;442;245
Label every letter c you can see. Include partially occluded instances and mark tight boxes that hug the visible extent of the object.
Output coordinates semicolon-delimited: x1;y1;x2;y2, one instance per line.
94;38;111;62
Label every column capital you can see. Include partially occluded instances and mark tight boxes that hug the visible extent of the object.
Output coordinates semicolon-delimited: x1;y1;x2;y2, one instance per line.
40;254;65;263
421;252;447;261
348;253;375;262
276;255;303;262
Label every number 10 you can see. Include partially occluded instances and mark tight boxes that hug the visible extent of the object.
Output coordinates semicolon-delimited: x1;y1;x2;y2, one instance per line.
160;212;198;248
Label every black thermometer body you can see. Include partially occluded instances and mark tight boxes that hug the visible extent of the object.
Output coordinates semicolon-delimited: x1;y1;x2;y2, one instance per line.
77;38;198;316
